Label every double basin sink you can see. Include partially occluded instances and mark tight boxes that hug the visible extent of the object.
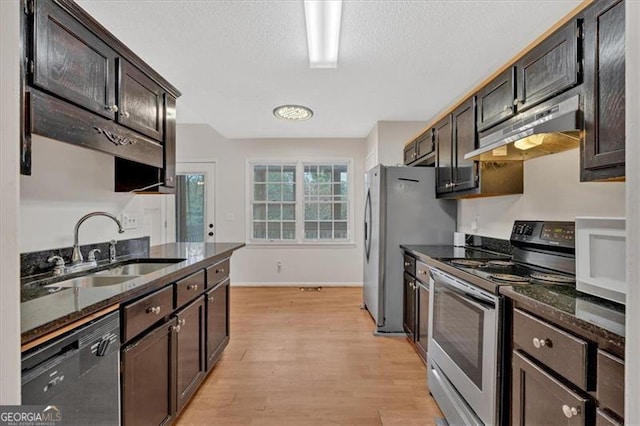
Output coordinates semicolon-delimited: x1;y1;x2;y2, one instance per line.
45;260;183;289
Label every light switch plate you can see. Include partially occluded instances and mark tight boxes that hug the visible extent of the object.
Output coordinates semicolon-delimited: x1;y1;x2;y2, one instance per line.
121;213;138;230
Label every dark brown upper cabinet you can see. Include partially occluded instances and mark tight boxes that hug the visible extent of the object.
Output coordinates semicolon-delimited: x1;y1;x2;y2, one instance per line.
476;67;516;132
404;129;435;166
451;97;478;192
404;140;417;165
515;20;580;112
118;59;165;142
435;116;453;195
581;0;625;182
23;0;180;194
32;0;117;119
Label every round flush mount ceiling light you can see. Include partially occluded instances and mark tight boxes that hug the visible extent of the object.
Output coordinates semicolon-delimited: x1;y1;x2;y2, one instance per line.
273;105;313;121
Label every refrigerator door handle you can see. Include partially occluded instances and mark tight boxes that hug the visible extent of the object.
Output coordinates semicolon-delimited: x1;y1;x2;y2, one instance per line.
364;189;372;261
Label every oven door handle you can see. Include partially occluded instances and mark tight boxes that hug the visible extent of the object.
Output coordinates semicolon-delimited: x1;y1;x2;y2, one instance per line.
431;269;496;310
456;291;495;310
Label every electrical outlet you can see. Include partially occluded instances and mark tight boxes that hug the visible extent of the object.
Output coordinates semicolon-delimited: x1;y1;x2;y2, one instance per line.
276;260;282;272
121;213;138;230
471;216;479;232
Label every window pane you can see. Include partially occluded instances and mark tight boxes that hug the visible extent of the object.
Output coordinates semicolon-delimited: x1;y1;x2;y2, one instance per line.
305;221;318;239
282;222;295;239
305;183;318;196
254;184;266;201
267;184;282;201
318;203;332;220
253;221;266;239
267;165;282;182
333;165;347;182
283;166;295;183
319;183;332;196
282;183;295;201
254;165;267;182
304;165;317;183
319;165;332;182
319;221;333;239
282;204;295;220
335;221;347;239
334;182;347;198
267;204;281;220
305;203;318;220
267;222;281;239
253;204;266;220
333;203;347;220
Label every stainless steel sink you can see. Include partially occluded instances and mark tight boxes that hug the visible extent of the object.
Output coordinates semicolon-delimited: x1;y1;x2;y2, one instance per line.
95;262;173;276
46;275;139;288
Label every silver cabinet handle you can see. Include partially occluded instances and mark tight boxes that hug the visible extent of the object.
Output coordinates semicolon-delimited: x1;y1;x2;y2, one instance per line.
561;405;580;418
208;295;215;302
532;337;551;349
179;318;186;327
404;262;411;267
173;324;181;333
187;284;199;291
106;105;119;112
121;111;130;118
418;269;428;275
146;306;161;315
216;268;225;274
513;98;519;105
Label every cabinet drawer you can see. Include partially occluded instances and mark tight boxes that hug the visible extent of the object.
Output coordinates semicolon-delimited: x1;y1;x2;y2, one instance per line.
123;285;173;342
403;254;416;275
513;309;588;390
176;270;205;308
206;259;230;288
415;261;430;283
597;350;624;419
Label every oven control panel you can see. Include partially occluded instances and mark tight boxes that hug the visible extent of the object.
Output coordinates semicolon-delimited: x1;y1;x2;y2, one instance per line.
511;220;575;248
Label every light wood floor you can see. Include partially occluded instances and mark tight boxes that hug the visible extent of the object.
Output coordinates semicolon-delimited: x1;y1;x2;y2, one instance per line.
176;287;443;426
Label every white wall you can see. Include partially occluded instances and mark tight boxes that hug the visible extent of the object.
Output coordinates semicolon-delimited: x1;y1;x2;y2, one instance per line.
177;124;366;285
625;1;639;422
365;121;427;169
20;136;171;252
458;149;626;239
0;0;22;404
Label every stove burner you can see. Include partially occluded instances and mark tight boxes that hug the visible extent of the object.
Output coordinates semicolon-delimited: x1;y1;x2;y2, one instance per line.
450;259;485;267
489;274;530;283
486;260;515;267
529;272;576;284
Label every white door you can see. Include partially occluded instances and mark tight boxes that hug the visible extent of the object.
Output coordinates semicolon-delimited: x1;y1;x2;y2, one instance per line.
174;162;216;242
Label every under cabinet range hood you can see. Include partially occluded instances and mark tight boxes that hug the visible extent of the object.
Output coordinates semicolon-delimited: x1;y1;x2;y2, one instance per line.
465;94;582;161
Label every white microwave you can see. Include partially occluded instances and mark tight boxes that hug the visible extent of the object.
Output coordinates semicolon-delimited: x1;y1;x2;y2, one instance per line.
575;217;626;305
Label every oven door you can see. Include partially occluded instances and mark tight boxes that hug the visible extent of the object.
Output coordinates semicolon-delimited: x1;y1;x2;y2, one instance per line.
428;268;499;426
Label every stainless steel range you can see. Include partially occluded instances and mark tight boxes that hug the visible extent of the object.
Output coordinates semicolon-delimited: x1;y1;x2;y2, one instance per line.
427;220;576;426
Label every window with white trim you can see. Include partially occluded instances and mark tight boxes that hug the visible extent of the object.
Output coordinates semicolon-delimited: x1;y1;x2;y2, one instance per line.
248;160;352;244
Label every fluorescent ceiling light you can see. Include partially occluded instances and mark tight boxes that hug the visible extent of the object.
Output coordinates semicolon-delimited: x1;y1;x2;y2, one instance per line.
273;105;314;121
304;0;342;68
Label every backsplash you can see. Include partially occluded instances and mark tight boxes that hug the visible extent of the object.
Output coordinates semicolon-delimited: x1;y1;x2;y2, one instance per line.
464;234;513;256
21;236;150;278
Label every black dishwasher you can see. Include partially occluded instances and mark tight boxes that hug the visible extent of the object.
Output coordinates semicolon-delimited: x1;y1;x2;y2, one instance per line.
22;311;121;425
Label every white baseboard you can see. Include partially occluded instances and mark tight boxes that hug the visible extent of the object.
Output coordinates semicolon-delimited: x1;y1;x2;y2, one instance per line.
231;282;363;287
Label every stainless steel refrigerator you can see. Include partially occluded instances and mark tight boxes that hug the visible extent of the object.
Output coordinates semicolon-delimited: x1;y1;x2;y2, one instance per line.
363;165;456;333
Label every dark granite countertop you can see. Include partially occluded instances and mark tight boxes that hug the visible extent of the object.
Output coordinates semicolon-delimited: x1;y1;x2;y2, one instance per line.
500;285;625;357
400;244;510;262
21;242;244;345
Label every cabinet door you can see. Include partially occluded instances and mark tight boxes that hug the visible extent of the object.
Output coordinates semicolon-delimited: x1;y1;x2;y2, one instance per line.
452;97;478;192
416;130;434;160
512;351;590;426
435;117;453;195
403;273;416;339
33;0;117;119
477;67;516;131
164;94;177;188
118;59;165;142
175;296;206;413
122;318;177;426
404;141;417;165
516;21;580;111
581;0;625;181
416;283;429;360
206;278;230;370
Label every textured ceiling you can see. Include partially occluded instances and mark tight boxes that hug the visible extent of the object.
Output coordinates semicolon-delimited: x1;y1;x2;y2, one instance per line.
77;0;582;139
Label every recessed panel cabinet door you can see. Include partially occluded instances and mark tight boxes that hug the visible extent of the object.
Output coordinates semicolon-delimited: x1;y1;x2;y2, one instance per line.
206;278;230;370
33;0;117;119
403;273;416;340
476;67;516;131
176;296;206;412
435;116;453;195
581;0;625;181
452;97;478;192
118;59;165;142
512;350;589;426
416;283;429;359
122;318;177;426
516;21;580;111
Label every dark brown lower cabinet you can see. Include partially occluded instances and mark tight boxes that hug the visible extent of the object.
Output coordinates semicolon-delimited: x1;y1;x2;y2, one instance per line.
416;281;429;361
596;409;622;426
206;278;230;370
403;273;416;339
176;296;206;412
122;317;178;426
512;350;590;425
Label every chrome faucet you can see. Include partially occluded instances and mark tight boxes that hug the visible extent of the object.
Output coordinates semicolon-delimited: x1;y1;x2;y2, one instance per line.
71;212;124;265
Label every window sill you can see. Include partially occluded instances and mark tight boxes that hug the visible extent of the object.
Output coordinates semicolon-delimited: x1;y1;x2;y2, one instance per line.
245;242;357;249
